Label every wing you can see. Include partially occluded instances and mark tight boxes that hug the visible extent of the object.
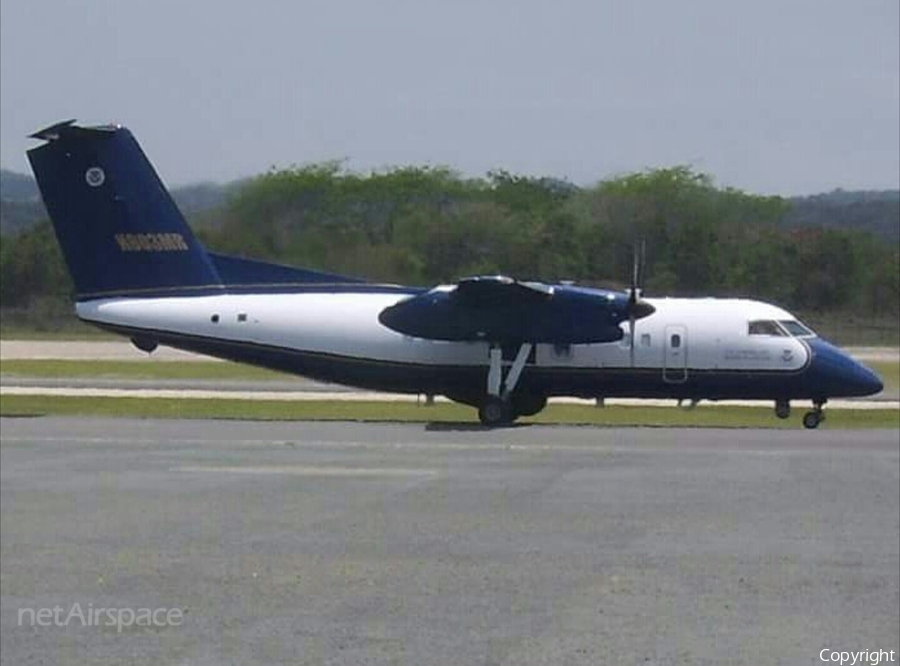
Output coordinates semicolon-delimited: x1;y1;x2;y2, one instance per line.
378;275;645;344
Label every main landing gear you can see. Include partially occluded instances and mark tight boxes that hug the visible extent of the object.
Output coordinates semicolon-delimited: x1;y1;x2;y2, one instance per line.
774;399;826;428
477;343;542;427
478;396;513;427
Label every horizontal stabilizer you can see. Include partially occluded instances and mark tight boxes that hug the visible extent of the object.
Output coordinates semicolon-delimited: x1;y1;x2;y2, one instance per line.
29;119;116;141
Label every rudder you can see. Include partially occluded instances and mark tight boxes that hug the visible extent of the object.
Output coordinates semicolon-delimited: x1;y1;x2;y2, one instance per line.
27;120;222;299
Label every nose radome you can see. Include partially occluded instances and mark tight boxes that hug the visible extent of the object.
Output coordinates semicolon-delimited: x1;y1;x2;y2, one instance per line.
806;338;886;398
843;356;884;397
858;364;884;396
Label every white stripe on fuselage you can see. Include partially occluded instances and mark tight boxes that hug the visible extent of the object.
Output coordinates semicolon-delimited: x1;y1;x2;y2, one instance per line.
75;293;811;372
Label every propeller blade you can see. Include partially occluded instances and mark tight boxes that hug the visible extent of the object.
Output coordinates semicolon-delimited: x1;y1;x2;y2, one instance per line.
627;239;650;367
629;314;635;366
639;239;646;295
629;244;639;305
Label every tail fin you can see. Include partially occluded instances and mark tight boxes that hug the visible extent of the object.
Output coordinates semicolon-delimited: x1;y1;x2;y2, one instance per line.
27;120;222;299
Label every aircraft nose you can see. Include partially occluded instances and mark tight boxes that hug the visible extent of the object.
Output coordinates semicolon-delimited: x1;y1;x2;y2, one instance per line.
857;364;884;396
807;339;884;397
841;356;883;396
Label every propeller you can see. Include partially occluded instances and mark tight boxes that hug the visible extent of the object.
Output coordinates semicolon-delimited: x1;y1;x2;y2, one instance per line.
626;240;654;366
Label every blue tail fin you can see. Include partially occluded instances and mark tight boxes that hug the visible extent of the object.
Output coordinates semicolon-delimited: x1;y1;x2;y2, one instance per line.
27;120;222;299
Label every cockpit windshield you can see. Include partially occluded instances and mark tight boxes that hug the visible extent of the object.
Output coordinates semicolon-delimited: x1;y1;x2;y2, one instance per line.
748;319;816;337
779;319;816;337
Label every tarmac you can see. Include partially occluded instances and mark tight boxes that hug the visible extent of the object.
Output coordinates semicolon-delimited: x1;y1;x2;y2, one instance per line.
2;417;898;665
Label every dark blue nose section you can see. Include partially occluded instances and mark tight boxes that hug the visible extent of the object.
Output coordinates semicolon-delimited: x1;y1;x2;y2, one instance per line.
806;338;884;397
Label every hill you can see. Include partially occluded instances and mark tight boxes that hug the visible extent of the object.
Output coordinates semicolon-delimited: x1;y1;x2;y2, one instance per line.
783;189;900;242
0;169;40;201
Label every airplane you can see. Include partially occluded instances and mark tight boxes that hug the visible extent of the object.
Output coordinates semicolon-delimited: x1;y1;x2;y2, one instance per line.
25;120;884;428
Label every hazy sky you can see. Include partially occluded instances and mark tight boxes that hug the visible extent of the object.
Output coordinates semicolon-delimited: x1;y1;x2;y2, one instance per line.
2;0;897;194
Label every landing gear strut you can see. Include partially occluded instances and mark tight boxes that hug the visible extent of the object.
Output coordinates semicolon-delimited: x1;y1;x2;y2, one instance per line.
478;343;533;427
774;400;791;420
802;400;826;429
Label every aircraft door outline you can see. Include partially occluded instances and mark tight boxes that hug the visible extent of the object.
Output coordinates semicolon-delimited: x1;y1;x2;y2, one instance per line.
663;324;688;383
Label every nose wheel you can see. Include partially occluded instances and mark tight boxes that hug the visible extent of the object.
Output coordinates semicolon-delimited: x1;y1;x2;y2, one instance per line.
802;400;826;429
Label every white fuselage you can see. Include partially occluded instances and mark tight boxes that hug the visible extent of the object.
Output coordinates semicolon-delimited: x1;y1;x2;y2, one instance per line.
76;292;812;374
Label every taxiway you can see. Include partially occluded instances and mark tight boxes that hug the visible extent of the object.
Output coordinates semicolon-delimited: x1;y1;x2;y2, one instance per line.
2;418;898;664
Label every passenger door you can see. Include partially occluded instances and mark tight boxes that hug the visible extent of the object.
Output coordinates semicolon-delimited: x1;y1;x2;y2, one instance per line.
663;325;688;383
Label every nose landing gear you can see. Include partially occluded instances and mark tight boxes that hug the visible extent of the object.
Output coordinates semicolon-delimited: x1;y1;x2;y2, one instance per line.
802;400;826;429
774;399;826;428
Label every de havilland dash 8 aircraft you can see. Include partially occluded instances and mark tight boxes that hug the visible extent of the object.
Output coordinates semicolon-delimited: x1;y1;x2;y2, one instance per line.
26;120;884;428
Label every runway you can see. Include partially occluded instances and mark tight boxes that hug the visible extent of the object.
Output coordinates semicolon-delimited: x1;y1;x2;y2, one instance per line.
2;418;898;665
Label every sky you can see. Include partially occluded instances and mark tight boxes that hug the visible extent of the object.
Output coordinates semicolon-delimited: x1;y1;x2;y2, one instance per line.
1;0;898;195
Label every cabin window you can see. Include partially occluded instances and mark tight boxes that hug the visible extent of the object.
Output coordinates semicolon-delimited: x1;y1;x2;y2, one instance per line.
670;333;681;348
237;313;248;322
748;320;786;336
210;314;219;323
640;333;651;347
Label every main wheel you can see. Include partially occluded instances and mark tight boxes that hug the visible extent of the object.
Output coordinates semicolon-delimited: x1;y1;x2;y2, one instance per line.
775;400;791;419
512;393;547;418
802;411;821;429
478;397;513;427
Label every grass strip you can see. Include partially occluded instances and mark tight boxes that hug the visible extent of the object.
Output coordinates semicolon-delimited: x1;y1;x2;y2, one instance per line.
1;395;897;428
0;326;117;341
